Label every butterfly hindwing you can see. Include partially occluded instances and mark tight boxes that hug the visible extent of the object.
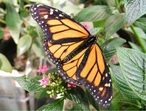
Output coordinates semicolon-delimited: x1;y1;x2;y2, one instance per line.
76;43;112;107
30;4;112;107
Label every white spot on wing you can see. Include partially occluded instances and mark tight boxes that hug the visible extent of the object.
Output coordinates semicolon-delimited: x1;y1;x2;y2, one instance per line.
44;15;48;19
34;12;37;15
50;8;54;12
105;73;108;77
50;11;53;15
59;14;63;17
108;96;112;101
50;8;54;15
34;7;36;10
104;83;110;87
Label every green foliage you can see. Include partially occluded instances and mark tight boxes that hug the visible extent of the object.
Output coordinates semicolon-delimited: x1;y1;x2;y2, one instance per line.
110;47;146;110
101;37;126;61
111;65;139;99
1;0;146;110
14;75;43;92
37;98;64;111
104;13;125;37
0;53;12;72
117;48;146;101
17;34;32;56
125;0;146;24
35;88;49;99
134;17;146;32
67;87;90;110
0;27;4;39
5;2;22;44
74;5;114;22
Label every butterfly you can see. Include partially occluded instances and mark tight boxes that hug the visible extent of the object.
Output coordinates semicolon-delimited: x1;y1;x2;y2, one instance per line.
30;4;112;107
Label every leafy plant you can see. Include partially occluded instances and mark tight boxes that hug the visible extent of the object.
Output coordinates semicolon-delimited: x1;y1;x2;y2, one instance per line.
0;0;146;110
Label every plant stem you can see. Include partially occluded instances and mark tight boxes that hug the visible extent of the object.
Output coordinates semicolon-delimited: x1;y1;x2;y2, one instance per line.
130;25;146;53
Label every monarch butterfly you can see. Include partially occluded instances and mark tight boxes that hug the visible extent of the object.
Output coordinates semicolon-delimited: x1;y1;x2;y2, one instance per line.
30;4;112;107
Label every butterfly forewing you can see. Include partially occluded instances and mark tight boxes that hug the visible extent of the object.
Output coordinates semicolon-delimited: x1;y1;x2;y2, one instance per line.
30;4;112;107
30;4;89;44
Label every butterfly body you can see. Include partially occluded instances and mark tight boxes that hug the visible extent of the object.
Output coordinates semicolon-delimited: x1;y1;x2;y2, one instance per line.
30;4;112;107
63;36;97;63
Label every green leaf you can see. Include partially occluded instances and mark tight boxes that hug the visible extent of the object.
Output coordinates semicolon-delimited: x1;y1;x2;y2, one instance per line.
37;98;64;111
105;13;125;38
126;26;146;39
0;27;4;39
111;65;139;99
85;90;99;110
70;104;80;111
14;75;43;92
67;87;90;111
110;93;125;110
74;5;114;22
134;17;146;32
17;34;32;56
47;68;57;73
6;3;22;44
128;42;142;51
107;0;116;7
4;0;18;5
93;19;106;27
101;37;126;61
125;0;146;24
89;27;100;35
35;88;49;99
111;92;141;110
0;59;2;68
62;1;83;15
32;38;44;57
19;6;29;18
117;47;146;101
0;53;12;72
27;26;38;38
53;0;66;4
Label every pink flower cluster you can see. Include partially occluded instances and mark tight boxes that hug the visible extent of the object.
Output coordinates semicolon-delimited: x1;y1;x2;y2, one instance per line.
37;65;50;88
39;75;50;88
82;22;90;31
37;65;49;74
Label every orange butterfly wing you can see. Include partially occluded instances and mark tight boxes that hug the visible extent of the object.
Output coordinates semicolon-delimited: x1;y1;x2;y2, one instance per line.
30;4;112;107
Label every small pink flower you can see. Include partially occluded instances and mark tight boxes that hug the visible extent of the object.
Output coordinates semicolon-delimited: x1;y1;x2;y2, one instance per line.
37;65;49;73
39;75;50;88
82;22;90;31
67;83;76;88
